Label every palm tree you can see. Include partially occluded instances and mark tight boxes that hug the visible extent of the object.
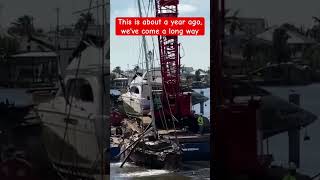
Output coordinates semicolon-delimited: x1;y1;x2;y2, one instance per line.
282;23;307;36
303;45;320;70
272;27;291;64
222;9;242;36
8;15;35;36
112;66;123;75
313;16;320;25
133;65;140;72
242;38;256;73
307;16;320;41
110;73;116;81
75;12;95;32
0;36;20;57
195;69;202;81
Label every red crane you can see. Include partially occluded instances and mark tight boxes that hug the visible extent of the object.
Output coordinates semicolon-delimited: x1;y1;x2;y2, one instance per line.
155;0;192;119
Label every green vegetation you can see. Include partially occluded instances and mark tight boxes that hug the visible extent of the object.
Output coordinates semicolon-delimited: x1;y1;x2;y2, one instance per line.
303;45;320;70
112;66;123;75
195;69;201;81
223;9;242;36
8;15;35;36
133;65;140;72
272;27;290;64
0;36;20;57
75;12;95;32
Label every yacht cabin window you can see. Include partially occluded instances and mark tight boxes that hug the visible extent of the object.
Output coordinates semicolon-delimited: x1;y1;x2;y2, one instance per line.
62;78;94;102
130;86;140;94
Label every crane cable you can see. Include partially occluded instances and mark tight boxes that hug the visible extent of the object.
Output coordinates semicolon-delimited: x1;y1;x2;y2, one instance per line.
144;0;170;132
100;0;107;177
58;0;94;175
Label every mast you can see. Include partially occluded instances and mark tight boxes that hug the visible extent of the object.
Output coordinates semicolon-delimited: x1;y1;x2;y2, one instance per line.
101;0;107;178
55;7;59;54
148;51;154;78
55;7;63;77
137;0;157;136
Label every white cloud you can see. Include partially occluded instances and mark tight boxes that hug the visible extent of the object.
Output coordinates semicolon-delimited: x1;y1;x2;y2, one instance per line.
179;4;198;14
111;7;138;24
113;7;137;18
184;0;202;6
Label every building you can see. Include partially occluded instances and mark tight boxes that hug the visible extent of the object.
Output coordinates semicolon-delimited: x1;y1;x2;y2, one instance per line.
224;17;266;37
7;52;58;86
223;17;261;73
256;25;317;58
181;66;194;74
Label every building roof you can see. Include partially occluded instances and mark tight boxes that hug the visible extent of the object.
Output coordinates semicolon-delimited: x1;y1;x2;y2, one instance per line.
238;17;266;21
11;51;57;58
256;25;317;45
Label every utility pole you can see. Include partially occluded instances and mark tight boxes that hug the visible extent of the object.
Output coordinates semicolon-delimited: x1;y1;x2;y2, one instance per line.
55;7;62;76
56;7;60;40
0;4;3;22
96;0;100;36
101;0;107;178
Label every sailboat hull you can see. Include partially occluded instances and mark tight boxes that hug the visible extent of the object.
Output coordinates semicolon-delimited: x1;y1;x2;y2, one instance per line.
121;93;150;115
37;106;103;178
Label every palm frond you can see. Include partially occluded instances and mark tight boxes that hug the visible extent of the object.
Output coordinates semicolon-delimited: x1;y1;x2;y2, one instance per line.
232;9;240;18
312;16;320;23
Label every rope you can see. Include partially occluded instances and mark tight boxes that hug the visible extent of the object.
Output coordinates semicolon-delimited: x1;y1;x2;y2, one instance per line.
58;51;82;164
154;92;169;130
100;0;107;178
58;0;94;169
160;75;179;142
137;38;143;71
49;0;106;178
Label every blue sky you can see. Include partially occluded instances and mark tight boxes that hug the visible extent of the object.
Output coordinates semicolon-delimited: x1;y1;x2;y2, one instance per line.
110;0;210;71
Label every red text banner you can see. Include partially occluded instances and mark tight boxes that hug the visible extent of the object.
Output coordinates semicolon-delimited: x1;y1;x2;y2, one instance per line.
115;17;205;36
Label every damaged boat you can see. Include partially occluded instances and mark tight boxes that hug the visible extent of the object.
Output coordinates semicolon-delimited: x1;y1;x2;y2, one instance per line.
112;0;209;169
120;68;209;116
36;35;109;178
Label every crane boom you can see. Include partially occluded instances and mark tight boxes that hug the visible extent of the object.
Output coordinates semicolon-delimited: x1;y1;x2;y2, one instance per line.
155;0;190;117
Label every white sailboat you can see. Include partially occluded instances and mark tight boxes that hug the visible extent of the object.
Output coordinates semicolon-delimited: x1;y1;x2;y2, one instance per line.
120;66;208;115
121;67;162;115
